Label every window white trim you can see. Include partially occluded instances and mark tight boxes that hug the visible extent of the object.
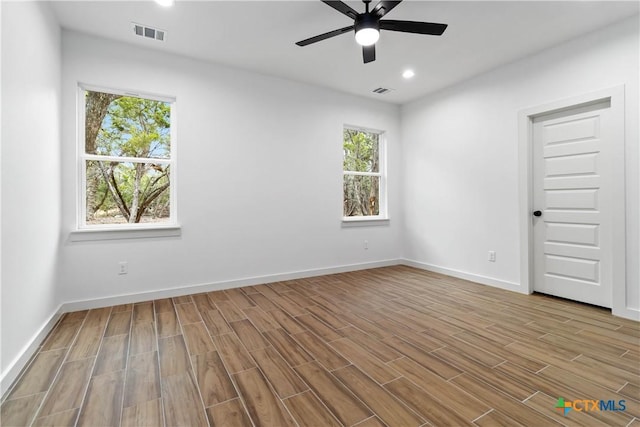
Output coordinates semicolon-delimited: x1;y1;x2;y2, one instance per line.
83;154;172;164
342;125;388;221
69;225;181;242
76;84;178;233
341;216;390;226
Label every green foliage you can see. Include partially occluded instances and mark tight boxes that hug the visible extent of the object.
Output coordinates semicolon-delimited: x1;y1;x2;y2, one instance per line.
343;129;379;173
94;96;170;158
85;91;172;224
343;129;381;217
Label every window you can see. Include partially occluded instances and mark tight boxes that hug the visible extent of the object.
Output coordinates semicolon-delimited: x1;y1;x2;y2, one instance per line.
78;86;175;229
343;127;387;220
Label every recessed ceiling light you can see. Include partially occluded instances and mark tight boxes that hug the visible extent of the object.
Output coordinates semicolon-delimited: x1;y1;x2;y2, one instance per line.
402;69;415;79
155;0;174;7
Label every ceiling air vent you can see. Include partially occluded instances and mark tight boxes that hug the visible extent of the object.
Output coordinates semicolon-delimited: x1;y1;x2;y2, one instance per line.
372;87;393;94
132;23;166;42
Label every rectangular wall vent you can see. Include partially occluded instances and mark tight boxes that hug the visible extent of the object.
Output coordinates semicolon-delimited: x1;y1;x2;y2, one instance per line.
132;23;166;42
372;87;393;94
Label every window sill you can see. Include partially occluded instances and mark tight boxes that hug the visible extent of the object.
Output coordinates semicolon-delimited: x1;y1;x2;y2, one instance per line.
341;217;390;227
69;225;181;242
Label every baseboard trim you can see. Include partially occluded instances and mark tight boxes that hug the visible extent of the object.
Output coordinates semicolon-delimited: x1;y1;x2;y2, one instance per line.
60;259;403;313
0;307;64;397
613;306;640;322
402;259;524;294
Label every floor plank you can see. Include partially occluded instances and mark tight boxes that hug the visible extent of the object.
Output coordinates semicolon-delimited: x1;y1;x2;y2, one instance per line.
191;351;237;407
133;302;155;323
158;334;191;378
263;328;314;367
67;326;104;361
41;320;82;351
229;319;270;352
333;364;424;427
32;408;79;427
201;309;233;336
130;321;157;355
451;373;561;426
83;307;112;329
6;349;66;400
212;333;256;373
123;351;161;408
76;370;125;426
283;390;342;427
104;311;132;337
250;346;308;398
294;361;372;426
387;356;491;421
121;399;163;427
183;322;217;356
94;334;129;376
162;371;208;427
232;368;297;427
156;310;180;338
175;302;203;325
243;307;280;332
0;393;44;427
293;331;349;370
205;398;252;427
385;377;473;426
35;358;94;419
329;337;400;384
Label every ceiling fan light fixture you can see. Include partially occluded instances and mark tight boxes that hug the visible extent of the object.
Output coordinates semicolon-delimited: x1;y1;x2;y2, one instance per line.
354;13;380;46
355;27;379;46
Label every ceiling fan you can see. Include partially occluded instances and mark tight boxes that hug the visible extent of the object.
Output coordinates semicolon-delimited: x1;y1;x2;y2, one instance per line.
295;0;448;64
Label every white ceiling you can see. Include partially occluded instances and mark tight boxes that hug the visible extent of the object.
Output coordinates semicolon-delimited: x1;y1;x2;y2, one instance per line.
50;1;639;104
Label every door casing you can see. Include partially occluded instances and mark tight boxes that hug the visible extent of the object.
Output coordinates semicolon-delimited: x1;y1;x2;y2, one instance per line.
518;86;629;318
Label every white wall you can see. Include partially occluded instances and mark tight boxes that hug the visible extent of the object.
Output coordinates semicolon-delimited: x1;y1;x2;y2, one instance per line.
58;31;402;305
401;16;639;315
1;2;62;389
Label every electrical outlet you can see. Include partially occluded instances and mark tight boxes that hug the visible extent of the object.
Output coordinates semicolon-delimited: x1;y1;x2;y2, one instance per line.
364;240;369;250
118;261;128;275
488;251;496;262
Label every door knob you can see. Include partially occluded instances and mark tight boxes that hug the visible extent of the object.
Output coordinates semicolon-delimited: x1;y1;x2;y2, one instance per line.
533;210;542;217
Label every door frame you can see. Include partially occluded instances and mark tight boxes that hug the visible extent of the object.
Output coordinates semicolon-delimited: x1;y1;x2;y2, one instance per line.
517;86;629;318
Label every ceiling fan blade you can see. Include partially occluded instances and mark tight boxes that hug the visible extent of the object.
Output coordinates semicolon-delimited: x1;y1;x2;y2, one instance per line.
321;1;359;19
296;25;354;46
363;44;376;63
372;1;402;18
380;20;447;35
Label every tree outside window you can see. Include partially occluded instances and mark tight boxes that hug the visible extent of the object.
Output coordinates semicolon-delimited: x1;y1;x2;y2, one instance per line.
343;128;386;218
80;88;175;227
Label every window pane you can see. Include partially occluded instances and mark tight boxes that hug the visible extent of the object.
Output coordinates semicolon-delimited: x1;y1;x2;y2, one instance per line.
343;175;380;217
86;161;170;225
343;129;379;173
85;90;171;159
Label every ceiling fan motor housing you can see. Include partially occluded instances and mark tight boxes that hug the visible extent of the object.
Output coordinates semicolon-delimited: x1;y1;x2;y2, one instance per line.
355;13;380;35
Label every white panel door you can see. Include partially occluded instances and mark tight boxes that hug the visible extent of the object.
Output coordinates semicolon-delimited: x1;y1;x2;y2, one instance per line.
532;101;613;307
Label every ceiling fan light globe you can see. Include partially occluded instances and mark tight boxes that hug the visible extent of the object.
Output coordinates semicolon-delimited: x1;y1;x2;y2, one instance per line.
355;28;379;46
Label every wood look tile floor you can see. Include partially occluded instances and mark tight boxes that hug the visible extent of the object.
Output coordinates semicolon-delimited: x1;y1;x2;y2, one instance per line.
2;266;639;426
